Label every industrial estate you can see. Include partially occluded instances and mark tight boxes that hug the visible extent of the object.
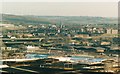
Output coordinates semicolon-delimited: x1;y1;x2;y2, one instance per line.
0;14;120;74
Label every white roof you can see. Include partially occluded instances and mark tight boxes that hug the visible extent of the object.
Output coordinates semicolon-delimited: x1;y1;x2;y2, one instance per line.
0;65;9;68
1;58;39;62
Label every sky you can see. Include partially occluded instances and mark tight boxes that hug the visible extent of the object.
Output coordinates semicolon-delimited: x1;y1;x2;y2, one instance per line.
1;2;118;17
0;0;119;2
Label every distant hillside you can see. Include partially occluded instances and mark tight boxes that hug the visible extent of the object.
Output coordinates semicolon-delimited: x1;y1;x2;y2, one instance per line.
2;14;51;25
1;14;117;26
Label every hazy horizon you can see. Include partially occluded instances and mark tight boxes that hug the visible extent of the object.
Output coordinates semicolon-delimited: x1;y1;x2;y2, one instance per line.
1;2;118;17
1;13;118;18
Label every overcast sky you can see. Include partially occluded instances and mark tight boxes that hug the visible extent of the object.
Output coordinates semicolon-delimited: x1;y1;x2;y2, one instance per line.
1;2;118;17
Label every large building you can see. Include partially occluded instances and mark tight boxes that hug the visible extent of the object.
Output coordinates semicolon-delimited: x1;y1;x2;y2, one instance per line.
106;29;118;34
112;29;118;34
106;29;112;34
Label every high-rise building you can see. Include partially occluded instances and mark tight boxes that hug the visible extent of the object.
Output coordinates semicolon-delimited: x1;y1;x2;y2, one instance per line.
106;29;118;34
106;29;112;34
112;29;118;34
